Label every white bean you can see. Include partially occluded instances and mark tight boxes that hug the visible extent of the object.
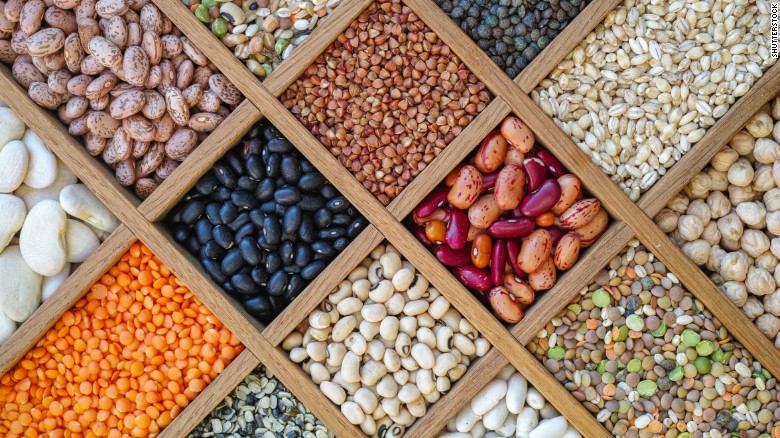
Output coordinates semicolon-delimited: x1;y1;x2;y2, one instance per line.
360;359;387;386
379;316;399;341
337;297;363;315
354;387;378;414
342;351;361;383
428;295;451;319
383;349;401;372
362;303;387;322
377;374;399;398
326;343;347;367
411;343;434;369
416;327;436;348
359;319;380;341
384;292;405;315
471;379;508;416
332;315;356;342
482;400;509;430
506;372;528;414
345;332;367;355
320;381;346;405
407;395;427;417
368;279;393;302
281;332;302;350
341;401;365;425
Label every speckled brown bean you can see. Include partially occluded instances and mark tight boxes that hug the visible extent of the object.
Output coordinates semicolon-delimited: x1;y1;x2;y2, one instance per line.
132;140;149;158
159;34;180;58
164;127;197;160
103;15;127;49
144;64;161;89
152;114;174;142
122;45;148;87
19;0;44;35
135;141;164;177
126;21;141;46
102;128;132;164
109;89;145;118
12;61;45;88
89;94;109;111
80;55;105;75
141;89;165;119
63;33;83;72
95;0;128;18
0;3;15;33
73;0;95;20
28;82;60;109
63;96;88;119
42;52;66;71
83;72;116;99
164;87;188;125
192;66;211;87
197;90;220;113
122;113;155;142
134;177;156;199
158;59;175;92
115;158;135;186
84;132;107;156
31;56;52;75
108;83;136;97
175;59;193;89
88;36;122;68
76;17;99;54
188;112;223;132
11;30;28;54
48;69;71;94
87;110;120;137
208;73;240;105
26;28;65;56
181;83;202;107
180;36;205;66
141;30;160;65
139;4;162;34
66;74;91;95
0;40;17;64
4;0;23;23
68;114;89;136
44;7;77;34
155;156;178;180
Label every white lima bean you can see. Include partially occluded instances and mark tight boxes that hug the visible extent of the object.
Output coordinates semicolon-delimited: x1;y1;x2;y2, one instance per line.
440;366;574;437
19;200;68;276
285;244;488;436
60;184;120;232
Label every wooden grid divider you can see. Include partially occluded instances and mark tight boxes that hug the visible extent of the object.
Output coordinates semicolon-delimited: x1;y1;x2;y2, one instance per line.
0;0;778;434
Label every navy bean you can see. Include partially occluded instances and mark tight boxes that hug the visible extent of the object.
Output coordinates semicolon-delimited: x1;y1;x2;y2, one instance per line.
263;216;281;245
267;271;288;296
239;237;263;265
298;172;325;192
180;200;205;224
274;186;301;205
281;156;301;184
302;261;326;280
231;190;258;209
282;206;302;235
219;202;239;224
326;196;348;213
202;258;228;283
213;163;237;188
195;219;213;244
202;240;226;259
213;225;234;249
313;208;332;228
231;273;257;295
221;248;244;276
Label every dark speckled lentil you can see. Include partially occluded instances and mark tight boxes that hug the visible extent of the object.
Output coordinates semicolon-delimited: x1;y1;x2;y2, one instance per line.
435;0;589;77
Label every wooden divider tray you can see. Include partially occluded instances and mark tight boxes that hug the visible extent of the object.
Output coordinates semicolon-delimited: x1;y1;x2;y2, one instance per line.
0;0;779;436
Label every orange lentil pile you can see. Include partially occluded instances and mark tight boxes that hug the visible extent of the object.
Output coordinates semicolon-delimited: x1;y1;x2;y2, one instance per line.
0;243;243;438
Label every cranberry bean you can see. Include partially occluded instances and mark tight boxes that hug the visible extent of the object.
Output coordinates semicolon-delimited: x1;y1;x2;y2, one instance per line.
503;274;534;306
447;164;482;209
518;179;561;217
517;229;552;274
468;194;501;229
453;265;492;292
554;233;581;270
415;186;449;218
470;233;492;269
500;116;534;153
487;218;535;239
505;239;526;279
572;207;608;247
493;163;525;210
552;174;581;215
473;131;507;173
522;157;547;192
528;256;555;291
445;208;469;250
535;150;565;178
491;239;507;286
487;286;523;323
434;245;472;267
558;198;601;229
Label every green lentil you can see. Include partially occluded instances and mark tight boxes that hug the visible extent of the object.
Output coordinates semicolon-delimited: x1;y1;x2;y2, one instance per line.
592;288;610;307
681;329;701;347
547;346;565;361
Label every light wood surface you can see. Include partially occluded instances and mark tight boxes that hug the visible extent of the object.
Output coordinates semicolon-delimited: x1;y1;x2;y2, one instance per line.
0;0;777;435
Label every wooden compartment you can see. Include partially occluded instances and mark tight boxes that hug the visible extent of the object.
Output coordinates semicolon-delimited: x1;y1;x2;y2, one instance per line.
0;0;778;435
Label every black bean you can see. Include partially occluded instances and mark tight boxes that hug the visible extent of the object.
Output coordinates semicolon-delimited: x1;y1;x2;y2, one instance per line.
282;206;302;235
243;138;263;157
213;163;237;188
221;248;244;276
231;190;258;209
274;186;301;205
237;175;259;191
283;264;301;274
320;185;338;199
286;274;305;298
298;216;315;243
239;237;263;266
243;295;271;316
281;156;301;184
234;222;255;242
331;213;352;227
318;227;346;240
298;172;325;192
251;266;269;285
265;252;281;273
266;153;281;178
229;212;251;232
205;202;222;224
267;271;289;296
202;240;226;259
294;245;312;267
213;225;234;249
255;178;275;202
195;219;213;244
171;224;188;243
180;200;205;224
279;241;295;266
246;154;265;180
213;185;232;202
302;261;326;280
202;259;228;283
313;208;332;228
249;209;264;227
311;241;336;257
334;237;350;252
219;202;239;224
269;296;286;315
274;203;287;217
263;216;281;245
326;196;348;213
298;194;325;211
231;273;257;295
185;236;200;254
257;235;274;251
259;200;276;214
347;218;368;238
266;137;292;153
196;174;219;195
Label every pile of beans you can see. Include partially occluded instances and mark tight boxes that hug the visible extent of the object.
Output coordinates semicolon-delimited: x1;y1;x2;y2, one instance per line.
435;0;590;78
657;99;780;346
412;115;608;323
532;0;777;201
0;102;119;346
282;243;490;436
531;241;780;437
440;364;579;437
188;365;334;438
168;122;366;324
183;0;339;79
0;0;243;199
281;0;491;205
0;242;243;437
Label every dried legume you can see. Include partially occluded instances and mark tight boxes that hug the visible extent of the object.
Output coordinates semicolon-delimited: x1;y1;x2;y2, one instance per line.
281;0;491;205
531;241;780;437
189;365;332;438
0;243;243;437
532;0;777;201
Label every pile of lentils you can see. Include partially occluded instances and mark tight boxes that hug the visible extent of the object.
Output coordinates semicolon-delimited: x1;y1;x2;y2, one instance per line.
530;241;780;437
188;365;334;438
168;122;367;323
281;0;491;205
183;0;339;79
435;0;590;77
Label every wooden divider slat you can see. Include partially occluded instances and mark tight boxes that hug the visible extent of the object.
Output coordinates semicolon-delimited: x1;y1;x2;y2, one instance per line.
158;349;262;438
514;0;622;93
0;225;134;376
